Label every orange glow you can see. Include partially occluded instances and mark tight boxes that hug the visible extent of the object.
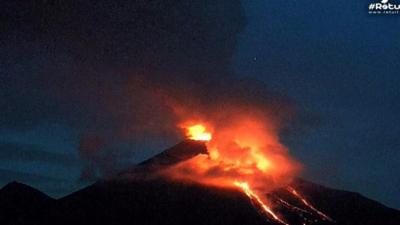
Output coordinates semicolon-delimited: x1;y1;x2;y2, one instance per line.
162;114;302;223
288;187;333;222
170;117;300;190
185;124;212;141
234;181;288;225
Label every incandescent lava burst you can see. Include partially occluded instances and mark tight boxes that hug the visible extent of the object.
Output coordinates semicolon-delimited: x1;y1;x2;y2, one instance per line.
185;124;212;141
159;114;303;224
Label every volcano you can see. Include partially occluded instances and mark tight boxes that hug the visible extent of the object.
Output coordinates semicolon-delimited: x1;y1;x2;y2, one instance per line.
1;140;399;225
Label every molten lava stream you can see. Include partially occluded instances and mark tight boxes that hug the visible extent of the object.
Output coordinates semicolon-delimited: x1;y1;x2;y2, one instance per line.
276;198;309;214
177;122;298;225
234;181;288;225
287;187;333;222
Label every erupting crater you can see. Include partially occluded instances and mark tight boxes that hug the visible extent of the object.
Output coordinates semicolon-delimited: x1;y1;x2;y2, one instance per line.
120;120;336;225
185;124;212;141
155;121;331;225
153;121;333;225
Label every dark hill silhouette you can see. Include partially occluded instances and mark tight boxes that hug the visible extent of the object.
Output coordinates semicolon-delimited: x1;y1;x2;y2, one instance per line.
1;141;399;225
0;181;54;225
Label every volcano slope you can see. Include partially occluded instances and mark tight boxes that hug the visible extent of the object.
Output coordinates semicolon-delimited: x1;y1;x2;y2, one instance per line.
1;141;399;225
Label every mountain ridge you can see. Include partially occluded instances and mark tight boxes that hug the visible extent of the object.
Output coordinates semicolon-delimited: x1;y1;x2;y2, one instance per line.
1;141;399;225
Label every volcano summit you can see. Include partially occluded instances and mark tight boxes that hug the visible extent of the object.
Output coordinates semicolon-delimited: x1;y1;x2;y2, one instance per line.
1;139;399;225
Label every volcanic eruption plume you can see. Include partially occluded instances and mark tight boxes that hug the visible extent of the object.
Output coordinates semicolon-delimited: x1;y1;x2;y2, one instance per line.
151;101;302;224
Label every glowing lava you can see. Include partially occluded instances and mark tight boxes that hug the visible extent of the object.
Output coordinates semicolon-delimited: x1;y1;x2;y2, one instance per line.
288;187;333;222
163;117;301;224
234;181;288;225
185;124;212;141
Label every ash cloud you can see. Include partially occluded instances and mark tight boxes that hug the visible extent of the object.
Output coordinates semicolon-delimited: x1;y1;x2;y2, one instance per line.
1;0;296;177
0;142;80;167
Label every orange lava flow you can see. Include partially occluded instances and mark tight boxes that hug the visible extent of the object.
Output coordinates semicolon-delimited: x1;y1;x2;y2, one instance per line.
276;198;309;214
234;181;288;225
288;187;333;222
171;119;301;189
163;116;301;224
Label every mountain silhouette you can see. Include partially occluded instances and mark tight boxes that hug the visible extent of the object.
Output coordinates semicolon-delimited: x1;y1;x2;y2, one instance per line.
0;181;54;225
1;141;399;225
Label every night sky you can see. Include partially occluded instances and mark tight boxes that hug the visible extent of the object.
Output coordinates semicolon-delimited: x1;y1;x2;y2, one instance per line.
1;0;399;208
233;1;400;208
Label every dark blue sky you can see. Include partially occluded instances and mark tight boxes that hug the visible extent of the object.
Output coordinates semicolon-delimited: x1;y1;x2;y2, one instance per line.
233;0;400;208
0;0;399;208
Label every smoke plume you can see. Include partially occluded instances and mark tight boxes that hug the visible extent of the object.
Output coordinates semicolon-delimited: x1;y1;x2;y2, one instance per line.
1;0;299;179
